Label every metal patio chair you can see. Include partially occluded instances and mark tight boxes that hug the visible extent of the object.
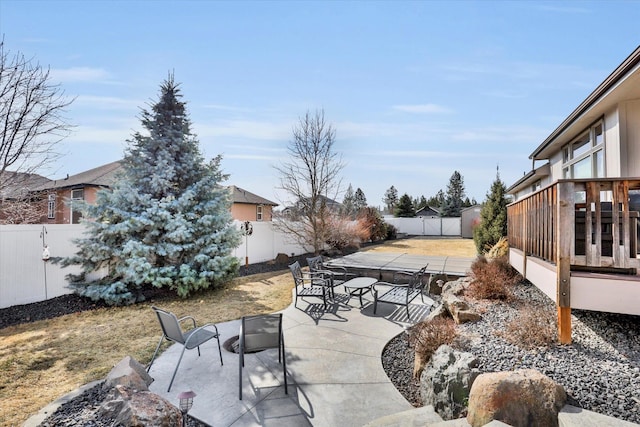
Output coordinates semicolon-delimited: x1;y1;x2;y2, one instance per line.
372;265;429;320
289;261;329;309
147;306;223;392
306;255;356;299
239;313;287;399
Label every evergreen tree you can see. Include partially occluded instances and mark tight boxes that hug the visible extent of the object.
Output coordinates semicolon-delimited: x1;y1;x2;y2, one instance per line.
354;187;367;211
426;190;446;208
61;75;241;305
342;184;356;217
473;170;508;254
383;185;398;213
440;170;466;217
395;193;416;217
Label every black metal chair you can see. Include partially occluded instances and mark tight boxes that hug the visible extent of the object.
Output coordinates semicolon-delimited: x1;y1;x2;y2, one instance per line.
372;265;428;320
289;261;329;309
306;255;356;299
238;313;287;399
147;306;223;392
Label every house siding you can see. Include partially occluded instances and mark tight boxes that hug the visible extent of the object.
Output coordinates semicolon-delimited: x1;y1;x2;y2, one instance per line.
231;203;273;221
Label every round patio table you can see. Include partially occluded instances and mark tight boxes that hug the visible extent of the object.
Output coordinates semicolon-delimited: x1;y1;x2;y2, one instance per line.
342;277;377;307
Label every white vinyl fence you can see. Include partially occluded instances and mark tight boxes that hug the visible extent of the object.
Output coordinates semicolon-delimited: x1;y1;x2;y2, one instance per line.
0;221;310;309
384;217;461;236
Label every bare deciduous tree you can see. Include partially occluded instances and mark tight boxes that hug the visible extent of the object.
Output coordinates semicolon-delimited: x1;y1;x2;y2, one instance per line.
0;38;74;195
274;109;345;254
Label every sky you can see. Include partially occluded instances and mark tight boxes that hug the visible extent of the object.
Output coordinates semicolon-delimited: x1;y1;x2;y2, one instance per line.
1;1;639;209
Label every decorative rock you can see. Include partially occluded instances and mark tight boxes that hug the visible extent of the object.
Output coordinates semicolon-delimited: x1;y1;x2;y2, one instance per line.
426;303;449;322
467;369;567;427
100;385;182;427
274;253;290;264
420;345;480;420
442;292;481;324
103;356;153;391
428;275;447;295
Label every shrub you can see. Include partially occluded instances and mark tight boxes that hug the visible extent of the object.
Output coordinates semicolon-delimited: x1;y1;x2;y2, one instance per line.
408;317;457;378
486;236;509;259
499;305;557;349
466;256;521;301
325;215;369;251
356;207;388;241
385;224;398;240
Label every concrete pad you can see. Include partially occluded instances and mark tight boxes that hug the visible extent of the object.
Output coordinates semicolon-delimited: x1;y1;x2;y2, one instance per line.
559;404;640;427
147;283;430;426
363;405;444;427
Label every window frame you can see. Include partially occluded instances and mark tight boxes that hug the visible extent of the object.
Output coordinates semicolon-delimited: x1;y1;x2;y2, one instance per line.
561;119;605;179
256;205;263;221
47;193;56;219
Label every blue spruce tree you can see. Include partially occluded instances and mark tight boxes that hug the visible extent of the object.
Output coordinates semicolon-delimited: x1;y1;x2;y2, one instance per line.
61;75;241;305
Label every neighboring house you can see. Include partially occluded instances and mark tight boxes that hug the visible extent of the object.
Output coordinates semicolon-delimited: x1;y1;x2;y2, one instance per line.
415;205;440;218
20;160;275;224
41;161;122;224
281;195;343;217
506;46;640;342
0;171;52;224
229;185;278;221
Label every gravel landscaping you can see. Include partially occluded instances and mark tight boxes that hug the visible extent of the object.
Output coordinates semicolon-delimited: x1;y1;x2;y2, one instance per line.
383;279;640;424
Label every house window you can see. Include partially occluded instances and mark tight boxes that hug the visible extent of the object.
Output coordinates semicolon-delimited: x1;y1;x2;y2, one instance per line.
70;188;84;224
561;120;605;179
47;194;56;219
531;180;542;193
257;205;263;221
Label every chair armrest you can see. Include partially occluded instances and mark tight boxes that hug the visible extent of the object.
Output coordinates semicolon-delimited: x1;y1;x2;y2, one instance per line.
184;323;220;347
178;315;197;328
373;281;408;292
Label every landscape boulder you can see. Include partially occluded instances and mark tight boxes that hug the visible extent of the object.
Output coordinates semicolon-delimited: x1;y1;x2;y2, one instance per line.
103;355;153;391
99;385;182;427
467;369;566;427
274;253;290;264
420;345;480;420
428;275;447;295
442;292;481;324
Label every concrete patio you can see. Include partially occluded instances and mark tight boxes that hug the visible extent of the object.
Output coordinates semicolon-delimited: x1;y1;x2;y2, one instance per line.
147;282;437;426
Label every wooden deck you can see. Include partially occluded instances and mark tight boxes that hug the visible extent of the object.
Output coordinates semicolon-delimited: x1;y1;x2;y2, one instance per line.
325;252;475;281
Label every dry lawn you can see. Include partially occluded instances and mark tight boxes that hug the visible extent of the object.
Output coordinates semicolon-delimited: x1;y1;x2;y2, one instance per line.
0;237;476;426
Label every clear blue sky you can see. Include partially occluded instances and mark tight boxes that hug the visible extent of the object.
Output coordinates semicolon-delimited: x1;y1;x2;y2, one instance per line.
2;1;639;208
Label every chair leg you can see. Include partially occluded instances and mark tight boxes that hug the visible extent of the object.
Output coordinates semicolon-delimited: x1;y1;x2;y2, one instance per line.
405;304;411;320
239;348;243;400
373;290;378;314
216;335;224;366
282;335;288;394
146;335;165;372
167;346;187;392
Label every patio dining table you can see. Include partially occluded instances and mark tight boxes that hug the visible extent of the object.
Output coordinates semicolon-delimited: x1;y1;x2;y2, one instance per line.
342;276;377;307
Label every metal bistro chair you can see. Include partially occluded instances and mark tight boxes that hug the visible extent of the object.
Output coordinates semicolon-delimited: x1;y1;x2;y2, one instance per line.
239;313;287;399
372;265;429;320
289;261;329;309
147;306;223;392
306;255;356;299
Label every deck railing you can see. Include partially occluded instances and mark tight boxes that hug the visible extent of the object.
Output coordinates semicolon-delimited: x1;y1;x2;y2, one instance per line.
507;178;640;272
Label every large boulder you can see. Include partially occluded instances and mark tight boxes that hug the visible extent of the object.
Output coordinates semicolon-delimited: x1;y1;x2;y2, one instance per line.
442;292;481;324
467;369;566;427
420;345;480;420
100;385;182;427
103;356;153;391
